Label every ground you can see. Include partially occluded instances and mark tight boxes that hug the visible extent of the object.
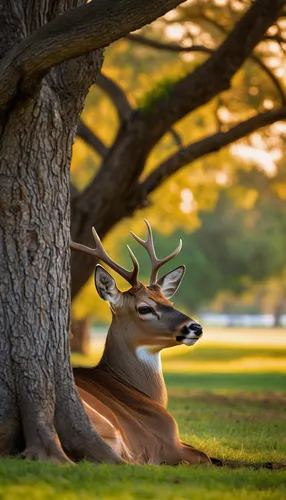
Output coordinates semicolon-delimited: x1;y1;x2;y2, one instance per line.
0;327;285;499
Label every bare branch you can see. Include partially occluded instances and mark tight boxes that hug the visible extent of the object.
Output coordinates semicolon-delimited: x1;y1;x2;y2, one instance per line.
169;127;183;148
126;33;213;55
214;97;224;132
0;0;185;111
194;10;286;105
96;73;132;123
141;106;286;195
252;54;286;105
97;72;183;146
77;120;108;158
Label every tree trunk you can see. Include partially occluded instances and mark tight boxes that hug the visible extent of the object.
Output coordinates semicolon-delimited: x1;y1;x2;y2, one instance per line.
0;0;190;464
0;37;122;461
70;318;90;355
273;300;285;328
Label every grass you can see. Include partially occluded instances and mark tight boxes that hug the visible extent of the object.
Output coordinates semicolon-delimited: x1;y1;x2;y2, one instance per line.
0;328;286;499
0;462;286;500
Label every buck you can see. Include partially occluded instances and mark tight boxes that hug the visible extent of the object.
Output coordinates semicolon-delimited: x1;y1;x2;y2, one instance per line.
71;220;210;465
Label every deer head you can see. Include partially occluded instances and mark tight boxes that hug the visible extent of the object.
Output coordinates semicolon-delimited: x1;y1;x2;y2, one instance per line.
71;220;203;352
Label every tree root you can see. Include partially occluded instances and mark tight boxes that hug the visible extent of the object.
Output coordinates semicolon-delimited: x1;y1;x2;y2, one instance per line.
210;457;286;470
20;420;73;464
0;370;125;464
22;444;72;464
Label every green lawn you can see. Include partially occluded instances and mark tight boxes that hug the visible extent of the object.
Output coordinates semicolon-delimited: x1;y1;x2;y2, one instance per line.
0;462;286;500
0;330;286;499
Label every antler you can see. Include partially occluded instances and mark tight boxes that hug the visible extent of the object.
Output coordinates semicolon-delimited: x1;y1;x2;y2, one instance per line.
70;227;139;287
130;219;182;285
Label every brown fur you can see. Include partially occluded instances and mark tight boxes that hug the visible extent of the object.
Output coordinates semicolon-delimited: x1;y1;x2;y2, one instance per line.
75;366;209;465
74;277;210;466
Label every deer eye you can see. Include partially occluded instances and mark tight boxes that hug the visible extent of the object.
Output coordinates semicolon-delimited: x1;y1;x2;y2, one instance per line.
138;306;154;315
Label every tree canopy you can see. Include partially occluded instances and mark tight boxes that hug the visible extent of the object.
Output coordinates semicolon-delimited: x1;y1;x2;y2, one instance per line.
70;0;286;300
71;0;286;321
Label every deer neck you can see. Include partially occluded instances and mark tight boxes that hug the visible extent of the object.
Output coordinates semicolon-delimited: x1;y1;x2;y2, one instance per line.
98;319;168;407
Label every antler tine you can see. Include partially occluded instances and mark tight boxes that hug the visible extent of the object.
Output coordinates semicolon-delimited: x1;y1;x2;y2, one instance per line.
70;228;139;287
70;240;96;257
130;219;182;285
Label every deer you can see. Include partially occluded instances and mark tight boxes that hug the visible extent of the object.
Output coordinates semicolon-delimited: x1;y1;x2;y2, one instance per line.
71;220;211;465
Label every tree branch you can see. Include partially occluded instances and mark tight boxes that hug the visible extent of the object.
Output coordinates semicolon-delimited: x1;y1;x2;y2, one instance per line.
169;127;183;148
70;0;286;298
141;106;286;195
126;33;213;55
192;10;286;105
135;0;285;149
252;54;286;105
0;0;185;111
96;73;132;123
77;120;108;158
97;72;182;144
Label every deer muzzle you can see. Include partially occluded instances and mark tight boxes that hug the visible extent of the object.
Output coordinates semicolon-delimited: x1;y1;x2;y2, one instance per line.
176;321;203;346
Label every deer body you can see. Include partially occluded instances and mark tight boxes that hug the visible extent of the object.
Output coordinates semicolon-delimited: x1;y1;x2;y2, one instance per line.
72;221;210;465
75;342;209;464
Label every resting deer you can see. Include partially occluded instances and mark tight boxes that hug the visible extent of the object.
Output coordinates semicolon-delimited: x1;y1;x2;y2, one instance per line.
71;220;210;465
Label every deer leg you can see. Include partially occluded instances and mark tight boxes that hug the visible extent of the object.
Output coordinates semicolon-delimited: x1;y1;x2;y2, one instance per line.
179;442;211;465
162;442;211;466
54;381;125;464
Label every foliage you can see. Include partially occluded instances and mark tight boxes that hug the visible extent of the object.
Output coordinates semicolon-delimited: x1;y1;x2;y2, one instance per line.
138;72;186;112
71;0;286;200
72;166;286;320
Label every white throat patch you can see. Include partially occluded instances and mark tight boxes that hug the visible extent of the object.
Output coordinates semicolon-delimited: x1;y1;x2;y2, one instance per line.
135;346;162;373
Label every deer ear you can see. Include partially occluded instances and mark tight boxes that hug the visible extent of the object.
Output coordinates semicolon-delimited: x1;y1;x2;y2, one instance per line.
94;265;122;304
157;265;185;299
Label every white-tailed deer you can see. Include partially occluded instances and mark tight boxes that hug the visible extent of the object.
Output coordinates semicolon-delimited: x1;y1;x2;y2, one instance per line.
71;220;210;465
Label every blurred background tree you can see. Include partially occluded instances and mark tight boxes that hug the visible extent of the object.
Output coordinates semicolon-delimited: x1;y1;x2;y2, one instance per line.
70;0;286;347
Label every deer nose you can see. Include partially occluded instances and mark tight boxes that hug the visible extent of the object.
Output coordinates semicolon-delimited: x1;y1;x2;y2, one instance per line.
181;322;203;337
191;323;203;336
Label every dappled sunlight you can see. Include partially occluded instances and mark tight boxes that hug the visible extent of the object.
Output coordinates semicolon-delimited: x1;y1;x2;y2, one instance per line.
180;188;198;214
231;144;279;177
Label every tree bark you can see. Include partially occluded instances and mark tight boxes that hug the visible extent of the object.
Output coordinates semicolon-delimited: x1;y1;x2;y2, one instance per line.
0;58;123;461
0;0;185;112
70;318;90;355
0;0;122;461
0;0;189;463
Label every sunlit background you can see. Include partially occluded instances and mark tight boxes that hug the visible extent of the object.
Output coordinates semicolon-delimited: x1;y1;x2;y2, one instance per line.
70;0;286;378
